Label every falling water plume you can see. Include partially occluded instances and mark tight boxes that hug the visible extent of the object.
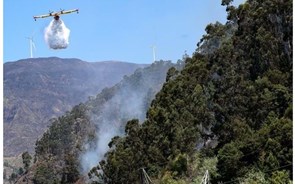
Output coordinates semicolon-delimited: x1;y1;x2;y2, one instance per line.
44;19;70;49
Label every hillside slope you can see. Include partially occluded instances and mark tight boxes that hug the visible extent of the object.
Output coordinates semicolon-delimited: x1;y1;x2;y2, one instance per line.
12;60;178;184
4;57;146;156
96;0;292;183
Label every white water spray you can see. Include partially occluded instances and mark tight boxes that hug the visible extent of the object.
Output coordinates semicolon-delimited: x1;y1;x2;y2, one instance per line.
44;19;70;49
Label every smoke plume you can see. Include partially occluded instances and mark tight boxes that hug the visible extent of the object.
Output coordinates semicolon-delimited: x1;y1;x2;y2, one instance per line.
44;19;70;49
80;87;148;173
79;62;175;174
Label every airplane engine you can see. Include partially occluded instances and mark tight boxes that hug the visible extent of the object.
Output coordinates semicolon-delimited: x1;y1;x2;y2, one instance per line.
54;16;60;21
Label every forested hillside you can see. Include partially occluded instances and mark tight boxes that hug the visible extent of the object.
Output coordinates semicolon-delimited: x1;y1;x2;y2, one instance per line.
4;57;146;156
94;0;292;183
12;0;292;183
12;60;178;184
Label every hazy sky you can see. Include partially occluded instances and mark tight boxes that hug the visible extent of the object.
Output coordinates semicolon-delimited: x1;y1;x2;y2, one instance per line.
4;0;244;63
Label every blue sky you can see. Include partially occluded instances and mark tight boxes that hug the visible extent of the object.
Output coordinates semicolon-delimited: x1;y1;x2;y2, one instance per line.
4;0;244;64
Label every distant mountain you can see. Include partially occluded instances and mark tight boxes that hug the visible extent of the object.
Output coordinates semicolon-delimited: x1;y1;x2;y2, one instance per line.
4;57;147;156
13;60;179;184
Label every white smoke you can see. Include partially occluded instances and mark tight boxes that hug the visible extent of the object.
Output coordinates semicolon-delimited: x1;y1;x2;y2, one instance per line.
80;88;147;173
44;19;70;49
79;62;174;174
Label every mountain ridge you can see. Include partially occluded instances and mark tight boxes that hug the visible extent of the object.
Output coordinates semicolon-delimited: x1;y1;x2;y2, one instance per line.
4;57;147;156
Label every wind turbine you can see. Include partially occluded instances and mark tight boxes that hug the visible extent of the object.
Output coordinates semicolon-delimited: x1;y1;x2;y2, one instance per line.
151;45;156;62
26;34;36;58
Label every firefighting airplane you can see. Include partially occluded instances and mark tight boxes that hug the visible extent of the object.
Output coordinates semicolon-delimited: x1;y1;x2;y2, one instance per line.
33;9;79;21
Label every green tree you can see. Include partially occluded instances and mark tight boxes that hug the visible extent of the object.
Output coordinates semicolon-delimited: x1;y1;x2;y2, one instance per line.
22;151;32;172
9;173;17;183
61;153;80;183
18;167;24;175
33;163;59;184
239;169;267;184
217;142;243;180
269;170;292;184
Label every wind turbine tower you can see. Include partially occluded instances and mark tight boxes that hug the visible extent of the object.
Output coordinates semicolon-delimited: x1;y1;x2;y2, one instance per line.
151;45;156;62
26;36;36;58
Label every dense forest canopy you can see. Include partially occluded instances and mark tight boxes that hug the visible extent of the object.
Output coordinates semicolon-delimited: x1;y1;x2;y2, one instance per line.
12;0;292;183
96;0;292;183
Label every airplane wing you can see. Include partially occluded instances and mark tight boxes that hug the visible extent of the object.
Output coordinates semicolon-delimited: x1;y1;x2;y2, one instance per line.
33;13;52;20
61;9;79;15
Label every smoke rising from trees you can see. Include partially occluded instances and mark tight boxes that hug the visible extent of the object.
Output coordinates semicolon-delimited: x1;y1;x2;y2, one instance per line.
44;19;70;49
79;61;176;174
80;86;149;173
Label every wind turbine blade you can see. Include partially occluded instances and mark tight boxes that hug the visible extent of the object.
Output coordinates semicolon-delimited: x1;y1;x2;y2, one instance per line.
32;42;36;50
